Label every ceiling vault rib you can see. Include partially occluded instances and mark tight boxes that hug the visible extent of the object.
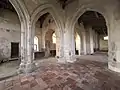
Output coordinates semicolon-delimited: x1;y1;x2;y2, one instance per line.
78;11;107;35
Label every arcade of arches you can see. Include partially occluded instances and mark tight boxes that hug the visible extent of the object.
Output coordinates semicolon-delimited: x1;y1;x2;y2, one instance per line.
0;0;120;89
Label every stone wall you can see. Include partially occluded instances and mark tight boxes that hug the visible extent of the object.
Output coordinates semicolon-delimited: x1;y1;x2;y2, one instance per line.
0;9;20;60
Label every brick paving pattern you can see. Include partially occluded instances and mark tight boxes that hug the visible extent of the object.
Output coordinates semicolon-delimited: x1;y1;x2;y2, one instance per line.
0;59;120;90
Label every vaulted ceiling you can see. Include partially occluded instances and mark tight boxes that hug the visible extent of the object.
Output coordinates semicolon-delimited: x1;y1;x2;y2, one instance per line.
0;0;108;35
0;0;15;12
57;0;75;9
38;13;50;28
78;11;107;35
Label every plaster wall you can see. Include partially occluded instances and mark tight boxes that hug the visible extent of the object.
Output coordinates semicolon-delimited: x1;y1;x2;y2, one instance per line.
0;9;20;60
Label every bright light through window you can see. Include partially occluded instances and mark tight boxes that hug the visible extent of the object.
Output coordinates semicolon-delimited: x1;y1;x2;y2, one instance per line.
34;36;39;51
104;36;108;40
52;33;56;43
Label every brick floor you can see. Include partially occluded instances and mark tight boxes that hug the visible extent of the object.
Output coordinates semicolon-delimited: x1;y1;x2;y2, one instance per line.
0;59;120;90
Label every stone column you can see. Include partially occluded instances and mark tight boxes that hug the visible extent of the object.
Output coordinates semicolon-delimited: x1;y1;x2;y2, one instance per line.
108;14;120;73
56;30;64;58
37;35;42;52
85;28;91;54
19;23;27;73
41;28;46;51
62;28;76;63
80;36;84;55
92;30;96;51
89;28;94;54
95;31;99;51
76;23;85;55
82;31;87;55
56;36;60;57
25;21;36;73
57;28;65;63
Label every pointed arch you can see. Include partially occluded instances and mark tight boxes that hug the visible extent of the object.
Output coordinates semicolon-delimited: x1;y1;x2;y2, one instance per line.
9;0;30;71
9;0;29;24
31;4;64;58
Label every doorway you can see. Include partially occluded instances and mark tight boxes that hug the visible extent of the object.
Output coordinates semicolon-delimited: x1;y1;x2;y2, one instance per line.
11;42;19;58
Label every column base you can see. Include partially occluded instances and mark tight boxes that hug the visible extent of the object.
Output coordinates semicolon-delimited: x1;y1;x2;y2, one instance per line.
67;55;77;63
18;61;37;74
108;61;120;73
57;56;76;64
57;57;66;64
25;62;37;73
18;63;26;74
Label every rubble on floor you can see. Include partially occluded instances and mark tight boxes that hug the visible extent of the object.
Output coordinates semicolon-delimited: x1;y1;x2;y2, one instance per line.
0;59;120;90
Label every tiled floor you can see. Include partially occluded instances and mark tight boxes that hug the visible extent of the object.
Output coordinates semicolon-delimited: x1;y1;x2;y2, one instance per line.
0;55;120;90
0;60;19;80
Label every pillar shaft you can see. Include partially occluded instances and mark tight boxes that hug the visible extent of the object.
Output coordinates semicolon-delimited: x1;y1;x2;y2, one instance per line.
26;21;36;73
59;28;76;63
108;14;120;73
82;31;87;55
89;28;94;54
56;31;64;58
19;21;36;73
19;23;27;73
95;31;99;51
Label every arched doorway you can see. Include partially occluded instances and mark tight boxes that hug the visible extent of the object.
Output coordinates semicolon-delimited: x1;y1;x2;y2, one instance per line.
34;13;58;59
45;30;56;57
52;33;56;44
74;11;108;56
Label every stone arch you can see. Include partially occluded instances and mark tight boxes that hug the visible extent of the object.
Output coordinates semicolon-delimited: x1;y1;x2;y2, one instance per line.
9;0;30;23
68;5;109;34
69;4;120;73
9;0;30;71
64;5;109;59
31;4;64;58
69;6;110;55
31;4;63;33
77;10;108;46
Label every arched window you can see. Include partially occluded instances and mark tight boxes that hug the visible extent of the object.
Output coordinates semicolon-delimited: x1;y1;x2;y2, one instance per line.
52;33;56;43
34;36;39;51
75;32;81;50
104;36;108;40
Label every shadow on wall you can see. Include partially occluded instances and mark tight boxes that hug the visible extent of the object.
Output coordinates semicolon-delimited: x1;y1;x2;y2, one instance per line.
0;37;10;63
0;49;6;63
